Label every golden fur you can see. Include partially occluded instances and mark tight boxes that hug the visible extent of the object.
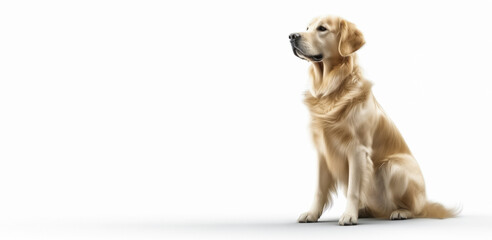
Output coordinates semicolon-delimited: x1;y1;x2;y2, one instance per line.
290;16;457;225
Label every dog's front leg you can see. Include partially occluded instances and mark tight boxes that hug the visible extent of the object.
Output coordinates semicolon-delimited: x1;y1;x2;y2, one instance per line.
298;154;334;223
339;147;370;226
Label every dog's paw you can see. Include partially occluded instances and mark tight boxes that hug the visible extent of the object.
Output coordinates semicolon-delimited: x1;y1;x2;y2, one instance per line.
338;212;358;226
298;211;319;223
390;209;411;220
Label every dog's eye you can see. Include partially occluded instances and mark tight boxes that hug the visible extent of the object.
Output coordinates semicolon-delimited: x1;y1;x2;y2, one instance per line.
306;27;309;31
317;26;327;32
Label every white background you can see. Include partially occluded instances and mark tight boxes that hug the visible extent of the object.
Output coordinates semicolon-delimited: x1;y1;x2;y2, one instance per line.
1;0;492;239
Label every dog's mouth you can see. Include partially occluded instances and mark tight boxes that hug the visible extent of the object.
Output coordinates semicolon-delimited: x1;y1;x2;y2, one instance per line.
291;44;323;62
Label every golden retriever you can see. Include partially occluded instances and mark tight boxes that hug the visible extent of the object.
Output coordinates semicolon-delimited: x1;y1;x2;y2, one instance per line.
289;16;457;225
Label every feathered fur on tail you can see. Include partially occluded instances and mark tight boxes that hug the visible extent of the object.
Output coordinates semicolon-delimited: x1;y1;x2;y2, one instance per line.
417;201;461;219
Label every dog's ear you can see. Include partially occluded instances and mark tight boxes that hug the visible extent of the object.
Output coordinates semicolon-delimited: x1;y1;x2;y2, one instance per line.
338;19;365;57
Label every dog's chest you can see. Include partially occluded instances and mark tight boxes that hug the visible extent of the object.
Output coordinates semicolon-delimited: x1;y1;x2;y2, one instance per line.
307;96;353;131
306;93;373;157
308;102;355;156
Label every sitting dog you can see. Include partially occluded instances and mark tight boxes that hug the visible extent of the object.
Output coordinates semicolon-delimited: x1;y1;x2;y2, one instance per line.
289;15;457;225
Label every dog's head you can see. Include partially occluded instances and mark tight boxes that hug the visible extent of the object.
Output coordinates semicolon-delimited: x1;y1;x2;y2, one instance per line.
289;16;365;61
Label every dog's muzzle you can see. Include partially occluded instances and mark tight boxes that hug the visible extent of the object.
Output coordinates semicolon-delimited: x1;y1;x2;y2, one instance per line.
289;33;323;62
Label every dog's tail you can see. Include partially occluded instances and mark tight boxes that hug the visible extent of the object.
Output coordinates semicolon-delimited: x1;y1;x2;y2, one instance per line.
417;201;461;219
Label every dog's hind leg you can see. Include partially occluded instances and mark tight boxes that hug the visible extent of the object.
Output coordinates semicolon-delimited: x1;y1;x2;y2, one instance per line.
380;154;426;220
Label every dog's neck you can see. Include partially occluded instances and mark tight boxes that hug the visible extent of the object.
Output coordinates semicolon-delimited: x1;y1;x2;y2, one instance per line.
308;55;359;98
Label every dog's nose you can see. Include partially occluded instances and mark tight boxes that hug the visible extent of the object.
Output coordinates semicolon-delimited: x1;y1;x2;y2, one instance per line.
289;33;301;41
